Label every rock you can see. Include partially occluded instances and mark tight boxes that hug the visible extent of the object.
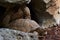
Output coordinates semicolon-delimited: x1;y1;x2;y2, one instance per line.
43;0;50;3
2;5;31;24
0;28;39;40
10;6;31;20
30;0;56;29
45;0;60;25
44;26;60;40
0;35;3;40
0;0;31;4
0;0;31;27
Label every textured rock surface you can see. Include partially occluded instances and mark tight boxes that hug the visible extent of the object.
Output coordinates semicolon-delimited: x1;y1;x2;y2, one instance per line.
2;5;31;26
0;28;39;40
0;0;31;4
0;0;31;27
43;0;50;3
44;26;60;40
45;0;60;25
30;0;56;29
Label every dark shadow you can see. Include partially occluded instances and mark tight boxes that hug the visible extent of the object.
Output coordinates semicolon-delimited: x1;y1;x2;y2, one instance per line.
27;0;54;26
0;6;6;27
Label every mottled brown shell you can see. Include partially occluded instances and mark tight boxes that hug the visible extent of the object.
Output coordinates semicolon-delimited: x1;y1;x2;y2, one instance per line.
8;19;40;32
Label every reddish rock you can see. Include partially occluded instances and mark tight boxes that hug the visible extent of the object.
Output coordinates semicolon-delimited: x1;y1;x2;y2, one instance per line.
2;4;31;27
44;26;60;40
46;0;60;25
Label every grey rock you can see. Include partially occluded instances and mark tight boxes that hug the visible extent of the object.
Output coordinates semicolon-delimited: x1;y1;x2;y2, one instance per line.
0;35;3;40
0;28;39;40
0;0;31;4
43;0;51;3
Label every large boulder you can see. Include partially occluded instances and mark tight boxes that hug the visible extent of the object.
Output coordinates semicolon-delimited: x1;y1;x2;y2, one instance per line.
0;0;31;26
44;26;60;40
0;0;31;4
30;0;56;29
0;28;39;40
44;0;60;25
